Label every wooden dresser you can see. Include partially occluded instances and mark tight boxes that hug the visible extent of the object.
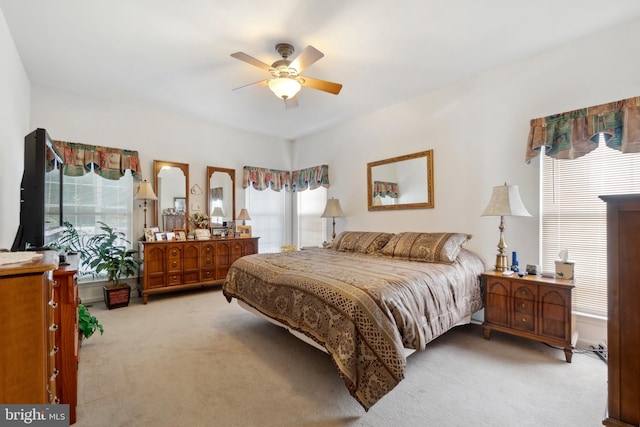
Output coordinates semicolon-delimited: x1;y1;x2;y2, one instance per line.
138;237;259;303
52;255;80;424
0;251;59;404
600;194;640;427
481;271;577;362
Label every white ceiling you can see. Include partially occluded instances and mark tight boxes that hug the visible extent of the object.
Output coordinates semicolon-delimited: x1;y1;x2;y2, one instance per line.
3;0;640;140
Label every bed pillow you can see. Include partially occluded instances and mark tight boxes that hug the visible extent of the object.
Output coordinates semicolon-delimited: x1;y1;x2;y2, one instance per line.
331;231;395;254
380;232;471;263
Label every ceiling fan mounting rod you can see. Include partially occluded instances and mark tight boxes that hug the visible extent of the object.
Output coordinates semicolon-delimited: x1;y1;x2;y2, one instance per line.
275;43;294;59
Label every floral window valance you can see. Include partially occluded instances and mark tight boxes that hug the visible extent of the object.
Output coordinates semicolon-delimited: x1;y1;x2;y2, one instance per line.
526;95;640;163
242;166;291;191
243;165;330;192
373;181;399;198
290;165;329;192
210;187;223;201
53;140;142;180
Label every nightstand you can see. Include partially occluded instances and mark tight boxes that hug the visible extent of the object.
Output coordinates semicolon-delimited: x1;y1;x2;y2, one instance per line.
481;272;578;362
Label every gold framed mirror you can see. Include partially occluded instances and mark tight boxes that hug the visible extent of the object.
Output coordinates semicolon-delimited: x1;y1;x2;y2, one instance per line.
153;160;189;231
367;150;434;211
206;166;235;227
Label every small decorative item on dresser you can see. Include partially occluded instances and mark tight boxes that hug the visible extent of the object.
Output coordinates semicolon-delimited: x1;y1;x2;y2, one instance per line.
189;212;210;230
195;228;211;240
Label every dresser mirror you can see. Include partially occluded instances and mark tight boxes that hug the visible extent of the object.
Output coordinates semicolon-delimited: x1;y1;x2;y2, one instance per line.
207;166;235;227
153;160;189;231
367;150;434;211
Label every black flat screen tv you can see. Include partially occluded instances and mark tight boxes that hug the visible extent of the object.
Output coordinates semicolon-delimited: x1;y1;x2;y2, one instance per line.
11;128;64;251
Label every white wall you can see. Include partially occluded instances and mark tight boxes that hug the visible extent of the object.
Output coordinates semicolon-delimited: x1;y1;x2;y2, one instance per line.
293;17;640;346
0;9;30;249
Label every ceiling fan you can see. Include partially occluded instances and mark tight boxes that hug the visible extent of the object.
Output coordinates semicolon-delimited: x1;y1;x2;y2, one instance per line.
231;43;343;109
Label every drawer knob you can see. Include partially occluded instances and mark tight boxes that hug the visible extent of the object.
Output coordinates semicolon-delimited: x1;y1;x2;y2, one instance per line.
172;262;177;268
522;317;527;323
172;250;177;256
51;346;59;355
49;300;58;309
521;303;526;309
49;324;58;331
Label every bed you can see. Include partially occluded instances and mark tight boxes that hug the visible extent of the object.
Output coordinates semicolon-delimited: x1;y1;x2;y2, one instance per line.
222;231;486;410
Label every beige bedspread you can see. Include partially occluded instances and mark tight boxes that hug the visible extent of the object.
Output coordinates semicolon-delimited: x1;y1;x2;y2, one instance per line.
222;247;485;410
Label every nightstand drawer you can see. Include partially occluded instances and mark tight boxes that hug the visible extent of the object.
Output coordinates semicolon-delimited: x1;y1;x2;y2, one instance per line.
512;312;535;333
512;283;536;300
514;298;534;314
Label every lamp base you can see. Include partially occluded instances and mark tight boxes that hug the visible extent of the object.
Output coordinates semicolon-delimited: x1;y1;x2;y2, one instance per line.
494;254;509;272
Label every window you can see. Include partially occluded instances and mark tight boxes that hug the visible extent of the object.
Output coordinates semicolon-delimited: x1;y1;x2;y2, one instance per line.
541;141;640;317
296;187;327;248
63;168;134;279
245;187;286;253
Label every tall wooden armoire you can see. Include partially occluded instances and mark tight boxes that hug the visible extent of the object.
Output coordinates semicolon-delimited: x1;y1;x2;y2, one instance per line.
600;194;640;427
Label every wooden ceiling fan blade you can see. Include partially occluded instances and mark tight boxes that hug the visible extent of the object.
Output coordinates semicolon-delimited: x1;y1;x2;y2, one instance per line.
300;76;342;95
290;46;324;73
284;97;299;110
230;52;273;72
232;79;269;92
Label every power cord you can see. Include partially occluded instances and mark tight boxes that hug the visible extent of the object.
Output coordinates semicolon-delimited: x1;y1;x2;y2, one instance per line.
541;342;608;364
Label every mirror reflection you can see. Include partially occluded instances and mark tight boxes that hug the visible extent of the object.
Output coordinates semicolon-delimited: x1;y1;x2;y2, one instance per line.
207;166;235;227
367;150;434;211
153;160;189;231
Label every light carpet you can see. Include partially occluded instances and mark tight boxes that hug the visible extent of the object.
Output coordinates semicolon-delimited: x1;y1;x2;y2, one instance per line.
74;287;607;427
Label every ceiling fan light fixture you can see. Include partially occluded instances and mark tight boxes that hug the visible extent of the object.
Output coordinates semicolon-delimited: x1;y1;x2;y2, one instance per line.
268;78;302;100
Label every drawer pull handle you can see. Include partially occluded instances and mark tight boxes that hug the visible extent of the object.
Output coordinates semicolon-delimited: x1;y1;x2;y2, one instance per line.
172;250;177;256
49;324;58;331
49;300;58;309
521;303;526;309
172;276;178;282
53;397;60;404
172;262;177;268
522;318;527;323
206;260;211;265
51;346;59;355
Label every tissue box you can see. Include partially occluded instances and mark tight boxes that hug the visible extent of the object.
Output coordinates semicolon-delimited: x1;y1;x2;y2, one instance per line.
555;261;575;280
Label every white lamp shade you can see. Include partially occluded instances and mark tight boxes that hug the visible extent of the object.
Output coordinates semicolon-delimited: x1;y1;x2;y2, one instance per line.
211;207;225;217
268;78;302;100
321;198;345;218
134;180;158;201
481;184;531;217
236;208;252;221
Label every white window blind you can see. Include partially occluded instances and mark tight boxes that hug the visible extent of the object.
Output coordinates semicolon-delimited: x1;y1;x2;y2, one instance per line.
541;142;640;317
296;187;327;248
245;188;286;253
62;169;134;279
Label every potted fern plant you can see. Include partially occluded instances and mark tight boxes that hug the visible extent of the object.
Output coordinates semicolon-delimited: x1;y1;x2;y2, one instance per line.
52;221;140;309
83;222;141;309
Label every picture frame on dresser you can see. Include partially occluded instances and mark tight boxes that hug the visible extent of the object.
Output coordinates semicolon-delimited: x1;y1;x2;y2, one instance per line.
165;232;175;241
174;229;186;241
144;228;156;242
237;225;252;238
